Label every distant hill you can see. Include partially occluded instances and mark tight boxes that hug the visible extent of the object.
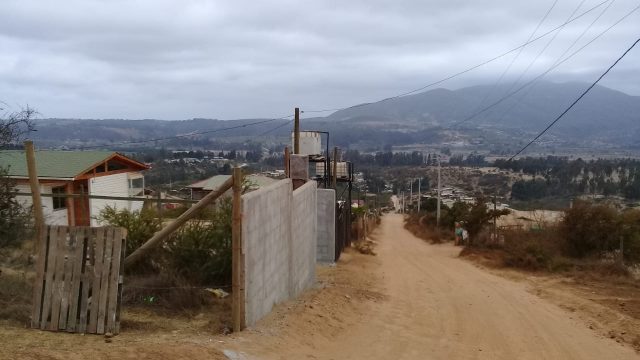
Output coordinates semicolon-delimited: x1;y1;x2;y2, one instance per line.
25;81;640;152
326;81;640;142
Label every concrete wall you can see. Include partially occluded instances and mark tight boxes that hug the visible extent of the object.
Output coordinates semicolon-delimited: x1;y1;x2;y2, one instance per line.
242;179;293;326
289;181;317;297
242;179;318;326
316;189;336;263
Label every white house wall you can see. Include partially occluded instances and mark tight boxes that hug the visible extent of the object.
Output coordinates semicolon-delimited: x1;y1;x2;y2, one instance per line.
89;173;143;226
14;183;68;226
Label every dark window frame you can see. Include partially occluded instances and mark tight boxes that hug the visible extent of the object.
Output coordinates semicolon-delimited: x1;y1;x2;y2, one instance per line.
52;186;67;210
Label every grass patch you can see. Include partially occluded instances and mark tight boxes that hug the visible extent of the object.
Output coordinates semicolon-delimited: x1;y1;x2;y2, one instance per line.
0;269;32;326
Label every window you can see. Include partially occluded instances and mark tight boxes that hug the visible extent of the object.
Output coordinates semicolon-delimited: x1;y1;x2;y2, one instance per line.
129;176;144;196
52;186;66;210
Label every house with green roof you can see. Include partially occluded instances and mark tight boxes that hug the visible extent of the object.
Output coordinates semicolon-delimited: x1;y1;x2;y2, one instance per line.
187;174;278;200
0;150;149;226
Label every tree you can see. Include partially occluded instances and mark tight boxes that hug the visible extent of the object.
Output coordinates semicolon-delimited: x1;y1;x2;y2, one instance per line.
0;106;36;246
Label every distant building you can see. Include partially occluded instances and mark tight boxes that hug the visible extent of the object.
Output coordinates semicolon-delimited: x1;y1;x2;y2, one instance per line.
0;150;149;226
187;174;278;200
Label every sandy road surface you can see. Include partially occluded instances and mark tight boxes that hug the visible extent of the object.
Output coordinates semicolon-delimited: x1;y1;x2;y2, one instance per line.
241;214;638;359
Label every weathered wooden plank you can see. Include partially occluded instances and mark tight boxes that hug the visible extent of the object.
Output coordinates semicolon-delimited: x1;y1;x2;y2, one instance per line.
97;228;114;334
106;228;124;333
40;226;60;330
66;227;86;332
77;230;92;334
87;228;105;333
49;227;68;331
115;234;126;334
58;227;79;330
31;225;50;328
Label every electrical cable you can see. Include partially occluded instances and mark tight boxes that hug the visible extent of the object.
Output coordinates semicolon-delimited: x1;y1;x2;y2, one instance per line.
471;0;559;113
447;3;640;129
303;0;611;114
495;0;617;122
76;114;294;150
502;0;587;97
508;37;640;160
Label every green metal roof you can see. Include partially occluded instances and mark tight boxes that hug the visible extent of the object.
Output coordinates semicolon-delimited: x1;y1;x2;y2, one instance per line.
0;150;115;179
188;174;278;191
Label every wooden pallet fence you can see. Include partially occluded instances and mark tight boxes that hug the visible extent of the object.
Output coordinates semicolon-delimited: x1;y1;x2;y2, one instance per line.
31;226;127;334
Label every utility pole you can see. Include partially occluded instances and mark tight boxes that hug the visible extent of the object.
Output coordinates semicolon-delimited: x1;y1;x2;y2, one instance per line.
293;107;300;154
409;179;413;213
437;155;441;226
332;146;338;189
493;192;498;243
417;178;421;213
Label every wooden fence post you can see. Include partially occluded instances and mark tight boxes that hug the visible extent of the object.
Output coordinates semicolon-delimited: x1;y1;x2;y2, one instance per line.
24;141;44;243
232;167;245;332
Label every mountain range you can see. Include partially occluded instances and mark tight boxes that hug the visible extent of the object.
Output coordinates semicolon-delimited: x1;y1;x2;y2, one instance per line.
25;81;640;154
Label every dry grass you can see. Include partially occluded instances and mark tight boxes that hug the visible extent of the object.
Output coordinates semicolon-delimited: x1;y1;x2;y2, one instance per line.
0;268;32;326
404;214;454;244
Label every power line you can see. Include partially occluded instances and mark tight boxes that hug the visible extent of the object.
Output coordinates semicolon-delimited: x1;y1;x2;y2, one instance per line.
472;0;559;112
509;37;640;160
76;114;294;150
502;0;587;97
448;3;640;129
303;0;611;114
495;0;616;123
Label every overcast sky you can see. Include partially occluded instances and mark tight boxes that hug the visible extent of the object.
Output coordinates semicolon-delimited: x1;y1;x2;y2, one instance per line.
0;0;638;120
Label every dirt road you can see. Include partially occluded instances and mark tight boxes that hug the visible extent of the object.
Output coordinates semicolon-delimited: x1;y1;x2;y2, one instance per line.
239;214;638;359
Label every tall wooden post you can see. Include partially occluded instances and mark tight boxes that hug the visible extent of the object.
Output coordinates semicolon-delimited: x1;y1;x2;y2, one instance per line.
293;107;300;154
24;141;44;242
232;167;245;332
332;147;338;189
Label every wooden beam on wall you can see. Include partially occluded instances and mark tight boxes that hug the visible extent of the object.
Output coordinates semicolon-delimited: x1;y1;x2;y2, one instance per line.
123;176;234;268
232;167;245;332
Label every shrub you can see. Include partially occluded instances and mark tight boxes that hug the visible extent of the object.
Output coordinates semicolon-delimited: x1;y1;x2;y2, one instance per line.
97;206;163;260
0;167;33;247
559;201;619;258
502;228;563;271
164;198;233;286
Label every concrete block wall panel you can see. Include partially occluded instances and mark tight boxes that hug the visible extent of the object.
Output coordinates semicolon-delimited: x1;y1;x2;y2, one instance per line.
316;189;336;262
290;181;317;298
242;179;293;326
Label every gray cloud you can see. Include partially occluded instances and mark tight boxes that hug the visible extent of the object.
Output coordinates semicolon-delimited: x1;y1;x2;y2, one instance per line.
0;0;638;119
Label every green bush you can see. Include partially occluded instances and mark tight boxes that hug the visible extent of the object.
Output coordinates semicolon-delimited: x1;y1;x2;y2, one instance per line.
559;201;619;258
98;206;163;257
98;198;233;286
0;167;32;247
164;198;233;286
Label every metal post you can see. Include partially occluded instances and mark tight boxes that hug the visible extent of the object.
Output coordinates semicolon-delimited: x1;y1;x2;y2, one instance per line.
409;179;413;213
437;155;441;226
293;107;300;154
284;146;290;178
332;147;338;189
417;178;421;213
